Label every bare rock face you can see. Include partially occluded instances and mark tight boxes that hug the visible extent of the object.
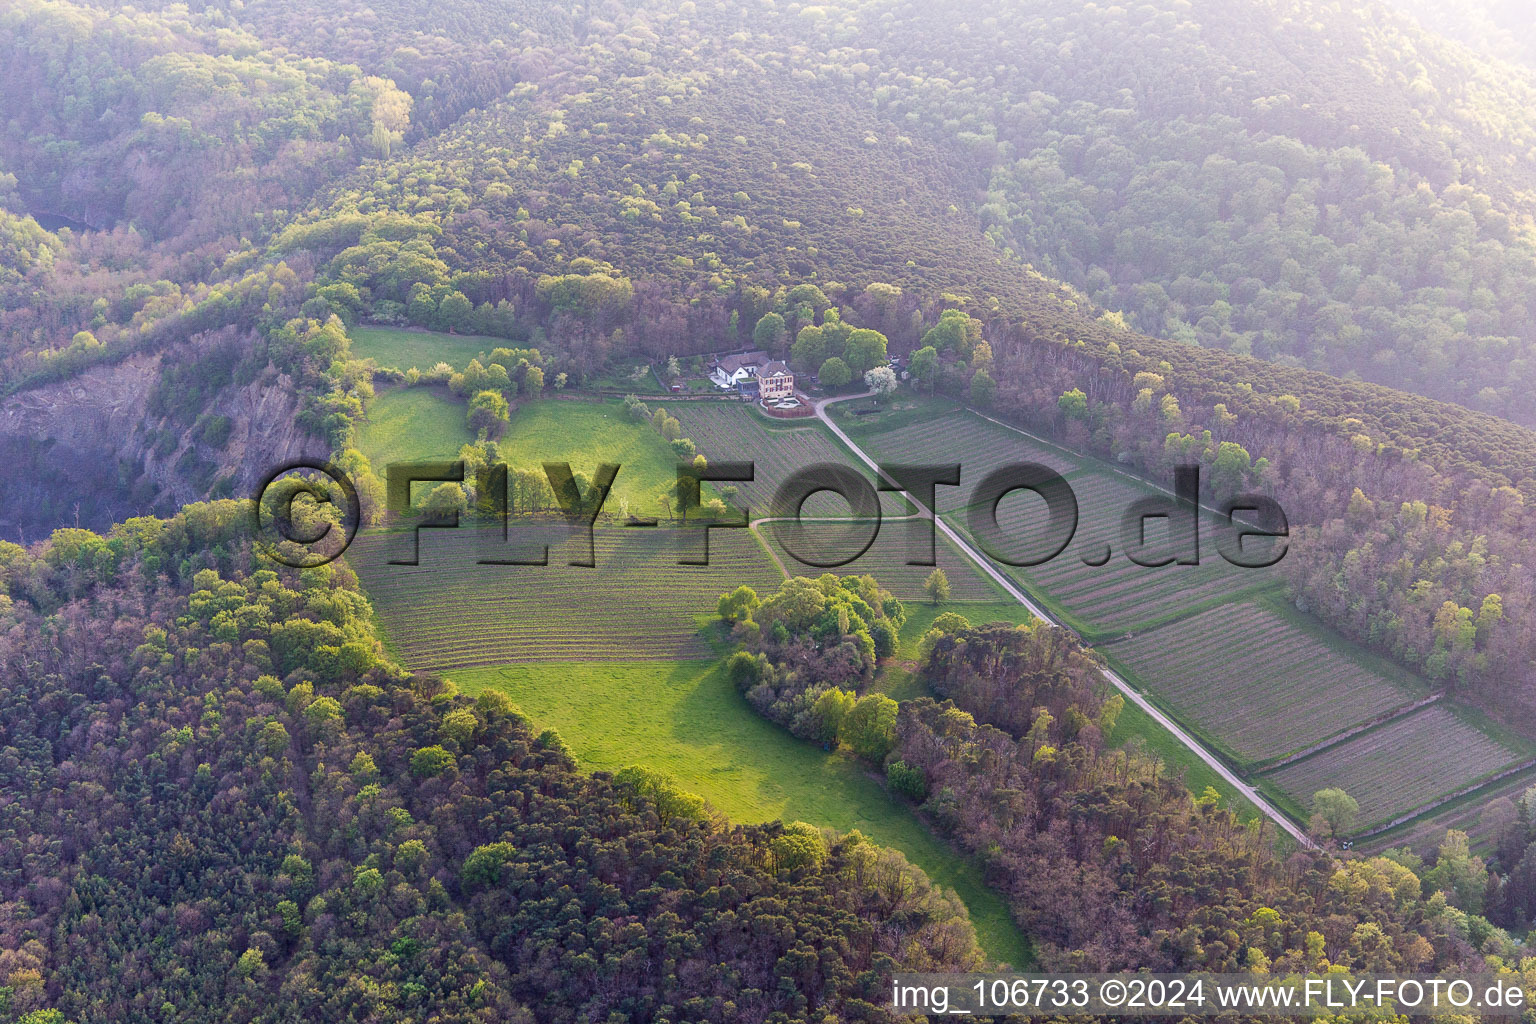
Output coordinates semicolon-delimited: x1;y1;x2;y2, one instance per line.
0;341;323;541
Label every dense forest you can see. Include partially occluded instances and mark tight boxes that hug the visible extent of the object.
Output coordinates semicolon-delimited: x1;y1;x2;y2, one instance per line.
0;509;982;1023
1385;0;1536;69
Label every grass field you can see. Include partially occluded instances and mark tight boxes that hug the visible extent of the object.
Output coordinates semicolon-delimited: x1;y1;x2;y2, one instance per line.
500;399;687;514
358;393;691;515
351;325;506;369
1105;598;1426;764
356;387;473;470
448;659;1032;967
348;525;784;669
1260;706;1528;832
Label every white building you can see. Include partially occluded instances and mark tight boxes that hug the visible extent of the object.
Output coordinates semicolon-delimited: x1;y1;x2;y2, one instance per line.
708;349;771;389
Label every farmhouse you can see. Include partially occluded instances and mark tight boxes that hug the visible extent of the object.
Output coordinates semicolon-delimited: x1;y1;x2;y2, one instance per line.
758;360;795;400
708;349;771;389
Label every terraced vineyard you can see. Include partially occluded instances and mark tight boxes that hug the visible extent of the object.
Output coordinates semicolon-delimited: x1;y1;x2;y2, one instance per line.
1261;707;1528;832
1105;600;1425;763
348;524;784;669
756;519;1008;602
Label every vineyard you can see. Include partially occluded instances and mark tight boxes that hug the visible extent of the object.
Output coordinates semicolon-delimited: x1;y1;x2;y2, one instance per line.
841;402;1079;512
843;401;1280;635
1105;600;1425;763
671;402;908;517
756;519;1008;602
944;467;1281;636
348;524;784;669
841;399;1533;840
352;390;1536;846
1260;707;1528;832
1364;769;1536;855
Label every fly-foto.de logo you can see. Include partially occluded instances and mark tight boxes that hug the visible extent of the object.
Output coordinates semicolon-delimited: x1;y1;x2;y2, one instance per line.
252;459;1287;571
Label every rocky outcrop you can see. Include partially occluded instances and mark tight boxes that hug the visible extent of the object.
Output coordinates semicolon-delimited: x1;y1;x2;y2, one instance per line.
0;337;323;541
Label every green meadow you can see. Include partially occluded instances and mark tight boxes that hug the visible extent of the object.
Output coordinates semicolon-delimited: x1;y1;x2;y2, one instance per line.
497;399;684;511
356;390;687;514
350;325;504;369
356;387;472;470
448;658;1032;968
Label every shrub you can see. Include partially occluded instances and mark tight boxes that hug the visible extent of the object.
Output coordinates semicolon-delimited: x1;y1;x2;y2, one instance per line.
887;760;927;801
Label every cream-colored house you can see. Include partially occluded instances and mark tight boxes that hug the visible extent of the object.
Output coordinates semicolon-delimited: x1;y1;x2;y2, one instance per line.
758;360;794;400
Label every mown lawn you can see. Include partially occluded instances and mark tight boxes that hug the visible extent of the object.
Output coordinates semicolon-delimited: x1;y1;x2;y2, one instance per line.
350;325;504;369
356;387;472;470
449;659;1032;968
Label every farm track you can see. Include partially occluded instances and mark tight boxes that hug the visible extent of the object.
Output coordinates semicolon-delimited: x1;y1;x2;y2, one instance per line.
815;393;1317;849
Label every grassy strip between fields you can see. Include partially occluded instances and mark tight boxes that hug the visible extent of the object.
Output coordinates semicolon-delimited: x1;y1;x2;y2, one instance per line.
447;658;1033;968
1107;702;1268;828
